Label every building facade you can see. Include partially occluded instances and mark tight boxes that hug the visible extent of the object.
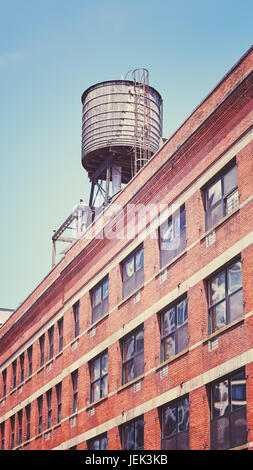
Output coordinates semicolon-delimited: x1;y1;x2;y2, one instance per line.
0;47;253;451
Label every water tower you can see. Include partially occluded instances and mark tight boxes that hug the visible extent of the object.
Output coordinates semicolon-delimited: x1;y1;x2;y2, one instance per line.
51;69;163;267
81;68;163;209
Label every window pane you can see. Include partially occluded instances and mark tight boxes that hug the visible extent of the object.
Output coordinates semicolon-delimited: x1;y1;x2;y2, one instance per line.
163;308;176;335
124;360;134;383
177;299;188;325
93;286;102;307
207;179;222;209
230;407;247;448
92;439;100;450
225;189;239;215
123;256;134;280
214;301;226;330
134;351;144;377
231;373;246;411
228;262;242;294
164;404;177;438
101;354;108;376
177;322;188;353
102;279;109;299
164;334;175;360
160;220;173;249
135;419;144;449
210;272;226;305
229;289;243;323
135;249;144;272
125;422;134;450
178;398;189;433
136;330;144;353
213;380;229;417
91;358;100;381
174;213;180;238
180;210;186;233
124;335;134;360
224;165;237;197
92;381;100;402
101;375;108;397
211;416;230;450
101;436;107;450
206;201;223;230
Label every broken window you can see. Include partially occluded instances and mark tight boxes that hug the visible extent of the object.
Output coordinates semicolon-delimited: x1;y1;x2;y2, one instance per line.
159;206;186;268
205;163;238;231
208;259;243;333
121;326;144;385
210;369;247;449
90;351;108;403
121;416;144;450
88;433;107;450
160;297;188;361
122;246;144;299
160;396;189;450
91;277;109;323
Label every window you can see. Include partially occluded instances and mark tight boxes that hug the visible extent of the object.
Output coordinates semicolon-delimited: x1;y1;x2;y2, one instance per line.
121;326;144;385
10;415;15;449
25;404;31;441
90;351;108;403
20;353;24;383
58;318;63;352
71;370;78;413
205;163;238;231
88;433;107;450
121;416;144;450
2;370;6;398
122;246;144;299
37;396;43;434
18;410;23;446
48;326;54;360
39;335;45;367
12;360;17;389
209;369;247;450
208;259;243;333
73;302;80;338
56;383;62;423
47;389;52;429
160;396;189;450
28;346;33;377
160;297;188;361
159;206;186;268
1;422;5;450
91;277;109;323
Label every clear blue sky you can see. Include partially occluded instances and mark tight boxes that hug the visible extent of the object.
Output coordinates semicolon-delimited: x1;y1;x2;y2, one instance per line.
0;0;252;310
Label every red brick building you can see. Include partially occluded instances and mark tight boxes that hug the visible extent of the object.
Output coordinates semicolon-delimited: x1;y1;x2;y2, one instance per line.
0;47;252;451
